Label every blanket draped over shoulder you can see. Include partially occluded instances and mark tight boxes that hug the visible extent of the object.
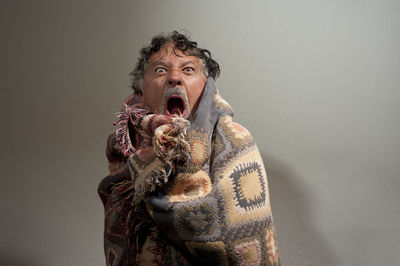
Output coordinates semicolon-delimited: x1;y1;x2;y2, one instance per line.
98;78;280;265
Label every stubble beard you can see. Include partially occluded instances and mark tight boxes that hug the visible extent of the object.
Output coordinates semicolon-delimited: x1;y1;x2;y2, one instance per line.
162;87;191;119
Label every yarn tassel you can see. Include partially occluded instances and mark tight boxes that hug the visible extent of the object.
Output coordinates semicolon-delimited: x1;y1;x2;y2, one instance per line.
113;104;151;156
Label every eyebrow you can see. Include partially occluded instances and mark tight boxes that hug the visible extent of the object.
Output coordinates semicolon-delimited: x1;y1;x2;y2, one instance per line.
149;61;169;67
180;60;197;67
149;60;198;68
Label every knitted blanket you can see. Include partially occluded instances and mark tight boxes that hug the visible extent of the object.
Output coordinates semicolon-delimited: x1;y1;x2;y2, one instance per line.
98;78;280;265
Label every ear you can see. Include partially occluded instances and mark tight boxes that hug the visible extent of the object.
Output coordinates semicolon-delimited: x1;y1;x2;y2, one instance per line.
136;90;144;103
134;79;144;102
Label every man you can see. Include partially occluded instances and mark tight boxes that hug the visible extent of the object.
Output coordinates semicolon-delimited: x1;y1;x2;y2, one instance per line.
98;31;280;265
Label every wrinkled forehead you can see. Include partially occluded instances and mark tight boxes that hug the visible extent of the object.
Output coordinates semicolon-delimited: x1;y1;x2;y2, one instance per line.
146;43;203;66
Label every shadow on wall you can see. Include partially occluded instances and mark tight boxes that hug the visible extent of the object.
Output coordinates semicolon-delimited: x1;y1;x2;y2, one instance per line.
0;213;44;266
261;153;337;266
0;254;42;266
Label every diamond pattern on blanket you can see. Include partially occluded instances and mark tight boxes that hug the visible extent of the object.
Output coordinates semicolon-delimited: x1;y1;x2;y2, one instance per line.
264;226;280;265
220;148;272;227
186;241;228;265
168;170;212;202
233;237;262;266
220;115;253;149
173;197;221;241
186;129;210;166
190;140;206;165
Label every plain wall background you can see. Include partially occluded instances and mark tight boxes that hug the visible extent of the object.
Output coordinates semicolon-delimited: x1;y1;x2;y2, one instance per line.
1;0;399;265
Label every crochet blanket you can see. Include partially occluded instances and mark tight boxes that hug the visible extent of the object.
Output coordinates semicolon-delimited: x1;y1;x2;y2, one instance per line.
98;78;280;265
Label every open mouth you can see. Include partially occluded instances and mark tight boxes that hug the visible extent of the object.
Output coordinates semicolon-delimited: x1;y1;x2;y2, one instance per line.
166;96;186;116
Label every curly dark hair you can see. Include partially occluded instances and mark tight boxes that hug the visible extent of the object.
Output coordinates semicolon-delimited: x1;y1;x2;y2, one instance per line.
130;31;220;94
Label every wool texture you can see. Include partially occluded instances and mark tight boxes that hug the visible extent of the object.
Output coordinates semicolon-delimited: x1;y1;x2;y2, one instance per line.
98;78;280;265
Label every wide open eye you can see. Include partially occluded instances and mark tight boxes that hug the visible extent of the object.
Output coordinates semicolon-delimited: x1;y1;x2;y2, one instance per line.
183;67;195;73
155;67;166;73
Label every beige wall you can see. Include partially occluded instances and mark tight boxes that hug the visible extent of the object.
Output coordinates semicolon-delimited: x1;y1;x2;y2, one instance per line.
1;0;399;265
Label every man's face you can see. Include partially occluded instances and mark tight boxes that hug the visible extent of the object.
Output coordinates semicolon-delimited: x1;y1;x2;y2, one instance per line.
141;43;207;120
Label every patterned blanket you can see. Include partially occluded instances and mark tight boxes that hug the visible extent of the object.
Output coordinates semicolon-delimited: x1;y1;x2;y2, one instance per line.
98;78;280;265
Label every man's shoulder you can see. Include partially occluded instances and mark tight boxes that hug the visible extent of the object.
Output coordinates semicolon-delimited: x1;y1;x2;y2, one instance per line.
120;93;142;111
212;114;257;152
216;115;253;139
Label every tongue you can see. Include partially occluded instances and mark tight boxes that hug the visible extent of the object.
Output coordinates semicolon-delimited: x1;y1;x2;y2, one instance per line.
170;106;182;114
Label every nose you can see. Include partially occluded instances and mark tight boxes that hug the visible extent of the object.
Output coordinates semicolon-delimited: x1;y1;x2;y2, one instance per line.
168;69;182;87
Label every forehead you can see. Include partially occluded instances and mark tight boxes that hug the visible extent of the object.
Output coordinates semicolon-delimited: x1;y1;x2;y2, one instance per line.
146;43;202;66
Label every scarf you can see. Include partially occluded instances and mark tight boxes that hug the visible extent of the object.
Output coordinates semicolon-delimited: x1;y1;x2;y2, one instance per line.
98;78;280;265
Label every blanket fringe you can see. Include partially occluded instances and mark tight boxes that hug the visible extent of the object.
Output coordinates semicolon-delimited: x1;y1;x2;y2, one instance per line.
153;116;191;161
132;160;173;207
113;104;151;156
111;104;193;264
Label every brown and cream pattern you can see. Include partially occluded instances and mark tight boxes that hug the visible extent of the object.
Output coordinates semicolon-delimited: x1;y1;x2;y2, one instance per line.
98;78;280;265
